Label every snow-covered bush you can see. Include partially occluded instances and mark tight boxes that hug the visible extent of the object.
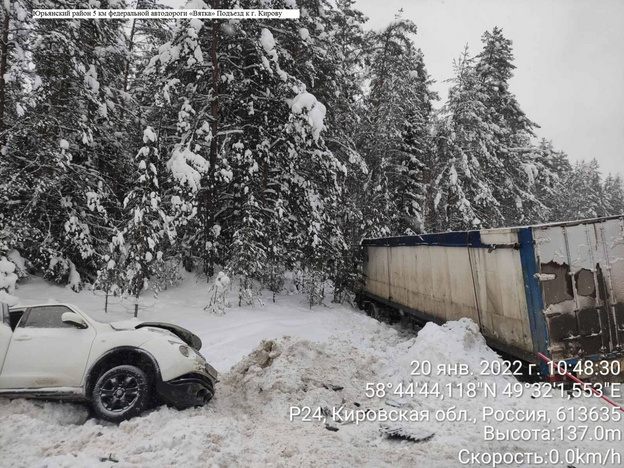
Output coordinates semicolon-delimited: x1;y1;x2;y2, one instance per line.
6;249;28;279
264;262;285;303
93;254;124;313
151;257;184;295
45;256;82;292
0;257;18;295
205;271;231;316
304;270;327;308
292;269;304;293
237;276;265;309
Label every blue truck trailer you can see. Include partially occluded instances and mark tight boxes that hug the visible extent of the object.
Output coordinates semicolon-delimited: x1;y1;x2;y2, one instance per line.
360;216;624;377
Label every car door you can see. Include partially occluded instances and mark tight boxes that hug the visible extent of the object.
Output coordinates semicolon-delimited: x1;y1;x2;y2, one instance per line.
0;305;96;389
0;304;12;374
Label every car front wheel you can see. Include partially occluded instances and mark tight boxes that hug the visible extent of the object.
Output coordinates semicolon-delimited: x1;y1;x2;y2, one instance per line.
92;365;151;423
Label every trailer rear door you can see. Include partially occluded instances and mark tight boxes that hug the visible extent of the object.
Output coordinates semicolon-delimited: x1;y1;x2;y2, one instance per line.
533;218;624;360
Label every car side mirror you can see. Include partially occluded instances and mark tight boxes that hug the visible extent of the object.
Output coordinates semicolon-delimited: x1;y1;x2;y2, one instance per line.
62;312;88;329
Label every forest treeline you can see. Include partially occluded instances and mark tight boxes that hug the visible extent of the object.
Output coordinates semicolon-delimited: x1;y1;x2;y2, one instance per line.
0;0;622;305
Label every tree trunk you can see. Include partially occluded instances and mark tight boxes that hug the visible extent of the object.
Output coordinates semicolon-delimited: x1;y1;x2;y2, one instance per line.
134;277;140;317
205;0;219;279
0;9;10;135
238;276;244;308
120;18;137;120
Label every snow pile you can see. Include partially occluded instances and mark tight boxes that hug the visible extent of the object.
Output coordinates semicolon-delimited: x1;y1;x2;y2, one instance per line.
0;399;246;468
397;318;511;385
219;336;379;418
2;284;623;468
2;399;90;427
0;331;431;467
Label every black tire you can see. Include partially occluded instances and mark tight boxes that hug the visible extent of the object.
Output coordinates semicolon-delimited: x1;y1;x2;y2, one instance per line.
92;365;151;423
365;302;380;319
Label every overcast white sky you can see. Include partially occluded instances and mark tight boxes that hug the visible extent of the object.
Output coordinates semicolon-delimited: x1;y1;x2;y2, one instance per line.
353;0;623;177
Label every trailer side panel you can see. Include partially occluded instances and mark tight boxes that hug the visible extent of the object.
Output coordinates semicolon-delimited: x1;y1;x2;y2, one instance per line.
363;229;534;358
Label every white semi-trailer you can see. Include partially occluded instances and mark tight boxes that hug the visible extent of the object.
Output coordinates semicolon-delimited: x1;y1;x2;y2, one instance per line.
360;216;624;377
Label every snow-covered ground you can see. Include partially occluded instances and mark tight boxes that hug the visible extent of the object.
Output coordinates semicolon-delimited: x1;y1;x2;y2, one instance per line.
5;274;350;373
1;276;622;467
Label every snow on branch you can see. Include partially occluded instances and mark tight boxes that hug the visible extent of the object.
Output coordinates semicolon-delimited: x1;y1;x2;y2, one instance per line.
289;91;327;141
166;145;209;192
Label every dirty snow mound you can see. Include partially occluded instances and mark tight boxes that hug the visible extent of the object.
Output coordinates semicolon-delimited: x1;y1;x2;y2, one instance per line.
219;337;379;418
2;314;620;468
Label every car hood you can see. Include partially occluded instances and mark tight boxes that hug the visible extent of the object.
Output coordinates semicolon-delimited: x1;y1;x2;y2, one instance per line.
109;320;202;351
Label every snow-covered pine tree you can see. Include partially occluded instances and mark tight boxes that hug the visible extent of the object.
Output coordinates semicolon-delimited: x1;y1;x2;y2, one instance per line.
229;193;267;307
552;159;606;221
114;127;170;316
1;0;43;274
473;27;545;225
115;0;174;204
142;7;230;278
580;159;607;218
0;0;130;286
226;137;267;305
93;252;123;313
528;139;572;223
220;2;348;302
431;29;552;231
248;14;347;304
430;46;501;231
397;48;437;235
0;0;32;138
0;3;8;136
272;0;370;302
352;18;437;236
604;173;624;216
143;2;347;305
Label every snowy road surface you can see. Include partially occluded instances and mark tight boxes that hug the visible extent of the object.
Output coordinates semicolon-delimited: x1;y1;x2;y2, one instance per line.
1;277;622;467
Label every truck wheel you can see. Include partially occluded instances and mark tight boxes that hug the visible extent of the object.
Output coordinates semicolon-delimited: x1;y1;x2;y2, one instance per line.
92;365;151;423
366;302;380;319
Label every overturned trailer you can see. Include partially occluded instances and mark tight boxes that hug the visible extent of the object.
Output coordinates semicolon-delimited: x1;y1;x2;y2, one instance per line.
360;216;624;377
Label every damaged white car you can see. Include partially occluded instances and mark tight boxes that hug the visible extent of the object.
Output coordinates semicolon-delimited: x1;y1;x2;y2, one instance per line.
0;303;217;423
